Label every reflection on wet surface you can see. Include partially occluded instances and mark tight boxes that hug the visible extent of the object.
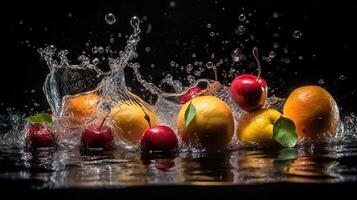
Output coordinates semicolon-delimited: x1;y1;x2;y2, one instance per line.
1;143;356;188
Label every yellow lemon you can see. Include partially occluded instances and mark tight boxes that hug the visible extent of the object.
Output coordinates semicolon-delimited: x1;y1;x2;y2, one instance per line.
177;96;234;150
62;93;99;126
237;108;282;146
283;86;340;139
110;101;158;144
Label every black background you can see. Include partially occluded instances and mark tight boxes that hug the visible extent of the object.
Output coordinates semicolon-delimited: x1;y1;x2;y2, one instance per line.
1;0;357;114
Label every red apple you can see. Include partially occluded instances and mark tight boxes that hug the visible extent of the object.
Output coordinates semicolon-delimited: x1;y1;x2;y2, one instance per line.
230;74;268;112
81;124;113;150
27;123;56;149
140;125;178;152
178;86;203;104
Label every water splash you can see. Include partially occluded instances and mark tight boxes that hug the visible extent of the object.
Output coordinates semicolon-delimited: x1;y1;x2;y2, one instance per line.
2;15;357;153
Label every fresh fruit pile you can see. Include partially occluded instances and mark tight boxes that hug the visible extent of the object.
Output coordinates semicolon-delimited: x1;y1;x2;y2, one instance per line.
24;49;340;152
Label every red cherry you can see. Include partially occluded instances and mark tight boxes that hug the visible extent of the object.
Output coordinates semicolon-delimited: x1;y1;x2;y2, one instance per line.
140;125;178;152
178;86;203;104
27;123;56;149
81;124;113;150
230;74;268;112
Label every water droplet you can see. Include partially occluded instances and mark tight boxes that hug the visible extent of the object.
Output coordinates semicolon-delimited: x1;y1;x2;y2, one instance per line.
273;43;279;49
109;37;115;43
269;51;276;59
318;79;325;85
292;30;302;39
150;64;155;68
118;33;122;38
194;71;201;76
238;13;246;22
145;47;151;52
92;58;99;65
186;64;193;73
192;53;197;58
210;32;215;37
105;13;116;25
283;48;289;54
235;25;246;35
207;23;212;28
272;12;279;18
231;48;244;62
169;1;176;7
339;75;347;80
97;46;104;53
170;61;176;67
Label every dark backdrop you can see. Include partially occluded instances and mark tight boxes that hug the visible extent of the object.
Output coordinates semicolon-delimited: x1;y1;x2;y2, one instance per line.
2;0;357;115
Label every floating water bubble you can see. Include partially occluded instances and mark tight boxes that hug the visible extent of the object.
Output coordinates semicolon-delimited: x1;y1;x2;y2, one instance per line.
238;13;246;22
97;46;104;54
207;24;212;28
273;43;279;49
186;64;193;73
145;47;151;52
109;37;115;43
272;12;279;18
235;25;246;35
265;52;275;63
210;32;216;37
339;75;347;80
194;71;201;76
231;48;244;62
170;61;176;67
283;48;289;54
292;30;303;39
92;58;99;65
105;13;116;25
169;1;176;7
318;79;325;85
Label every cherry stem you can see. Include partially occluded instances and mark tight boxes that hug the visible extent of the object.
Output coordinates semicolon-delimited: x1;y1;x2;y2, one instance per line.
213;65;218;81
252;47;262;80
99;118;106;130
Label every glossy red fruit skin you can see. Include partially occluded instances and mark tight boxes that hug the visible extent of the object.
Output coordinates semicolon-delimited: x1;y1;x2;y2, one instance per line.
81;125;114;150
230;74;268;112
178;86;203;104
140;125;178;152
27;123;56;149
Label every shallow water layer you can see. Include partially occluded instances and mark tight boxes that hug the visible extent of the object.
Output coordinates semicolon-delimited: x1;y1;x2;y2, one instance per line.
1;142;356;189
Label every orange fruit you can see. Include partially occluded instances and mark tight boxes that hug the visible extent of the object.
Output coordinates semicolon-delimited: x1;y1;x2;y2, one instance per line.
176;96;234;150
110;101;158;145
62;93;99;127
283;85;340;139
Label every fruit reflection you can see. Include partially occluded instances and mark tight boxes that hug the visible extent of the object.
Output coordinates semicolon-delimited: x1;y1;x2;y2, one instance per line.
178;152;234;183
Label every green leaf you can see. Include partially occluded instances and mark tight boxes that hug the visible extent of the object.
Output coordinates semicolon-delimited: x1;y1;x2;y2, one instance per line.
184;101;196;129
276;148;298;161
273;116;298;148
25;113;53;125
